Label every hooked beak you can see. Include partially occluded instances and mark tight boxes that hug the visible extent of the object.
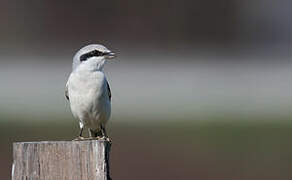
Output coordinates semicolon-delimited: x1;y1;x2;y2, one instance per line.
104;51;116;59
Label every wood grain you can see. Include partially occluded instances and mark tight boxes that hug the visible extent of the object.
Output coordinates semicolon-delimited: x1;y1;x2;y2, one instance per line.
12;140;111;180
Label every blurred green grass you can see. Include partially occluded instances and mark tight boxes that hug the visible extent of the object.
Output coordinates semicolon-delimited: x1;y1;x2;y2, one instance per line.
1;115;292;179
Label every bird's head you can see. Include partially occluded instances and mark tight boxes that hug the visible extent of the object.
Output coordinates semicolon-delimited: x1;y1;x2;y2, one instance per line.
72;44;116;71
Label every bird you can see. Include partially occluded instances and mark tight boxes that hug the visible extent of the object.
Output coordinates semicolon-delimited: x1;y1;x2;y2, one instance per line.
65;44;116;141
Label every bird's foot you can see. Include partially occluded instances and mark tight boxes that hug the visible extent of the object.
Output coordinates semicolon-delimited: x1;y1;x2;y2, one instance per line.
100;136;112;143
73;136;86;141
88;136;111;143
73;137;102;141
88;136;103;140
73;136;111;143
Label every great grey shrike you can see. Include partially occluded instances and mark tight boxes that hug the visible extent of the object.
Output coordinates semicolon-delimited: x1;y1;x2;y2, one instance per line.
65;44;116;140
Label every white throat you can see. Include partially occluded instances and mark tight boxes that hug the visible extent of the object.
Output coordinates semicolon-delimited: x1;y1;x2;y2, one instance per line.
76;57;106;72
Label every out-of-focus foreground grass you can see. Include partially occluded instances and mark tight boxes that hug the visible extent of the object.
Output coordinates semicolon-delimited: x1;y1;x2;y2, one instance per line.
1;115;292;180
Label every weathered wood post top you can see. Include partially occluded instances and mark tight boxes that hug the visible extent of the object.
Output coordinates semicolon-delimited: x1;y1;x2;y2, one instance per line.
12;140;111;180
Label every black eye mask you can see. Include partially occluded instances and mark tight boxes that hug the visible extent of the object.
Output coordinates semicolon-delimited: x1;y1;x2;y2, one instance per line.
80;50;109;61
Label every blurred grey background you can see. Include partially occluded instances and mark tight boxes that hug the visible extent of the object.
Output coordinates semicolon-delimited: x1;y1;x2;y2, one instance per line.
1;0;292;179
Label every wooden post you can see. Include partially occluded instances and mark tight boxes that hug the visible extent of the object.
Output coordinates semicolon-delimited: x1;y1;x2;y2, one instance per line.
12;140;111;180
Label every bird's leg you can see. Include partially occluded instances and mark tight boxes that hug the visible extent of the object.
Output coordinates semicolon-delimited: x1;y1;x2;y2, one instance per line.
101;125;107;137
79;127;84;136
101;125;111;142
73;127;85;141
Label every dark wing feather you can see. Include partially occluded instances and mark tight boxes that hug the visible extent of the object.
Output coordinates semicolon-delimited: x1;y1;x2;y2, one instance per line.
106;81;112;101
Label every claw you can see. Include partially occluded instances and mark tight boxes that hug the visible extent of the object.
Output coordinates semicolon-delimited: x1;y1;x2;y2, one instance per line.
72;135;112;143
73;136;85;141
90;136;103;140
100;136;112;143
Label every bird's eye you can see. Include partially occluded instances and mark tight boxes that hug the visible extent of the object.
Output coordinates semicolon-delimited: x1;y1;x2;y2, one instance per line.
80;54;88;61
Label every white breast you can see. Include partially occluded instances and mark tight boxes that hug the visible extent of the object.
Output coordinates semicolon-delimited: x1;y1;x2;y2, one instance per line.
67;69;111;131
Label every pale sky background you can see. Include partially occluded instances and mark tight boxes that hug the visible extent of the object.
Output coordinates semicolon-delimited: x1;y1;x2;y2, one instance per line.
0;0;291;122
1;54;292;122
